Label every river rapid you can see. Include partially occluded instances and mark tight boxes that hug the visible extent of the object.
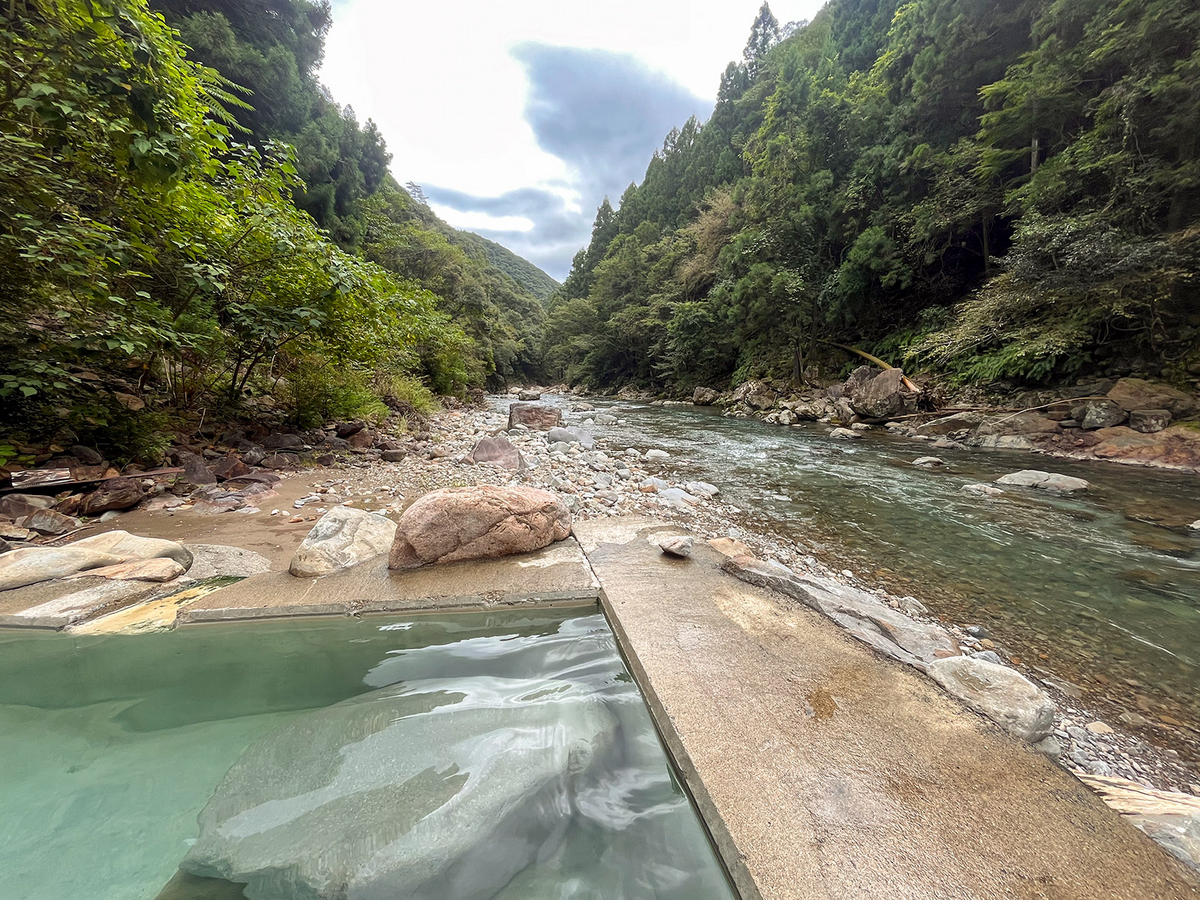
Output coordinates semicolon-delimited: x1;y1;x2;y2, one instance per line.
537;396;1200;759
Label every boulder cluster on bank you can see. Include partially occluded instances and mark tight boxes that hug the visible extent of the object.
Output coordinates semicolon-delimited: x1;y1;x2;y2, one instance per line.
625;370;1200;474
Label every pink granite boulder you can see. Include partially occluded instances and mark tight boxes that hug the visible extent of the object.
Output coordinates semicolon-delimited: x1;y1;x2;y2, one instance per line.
389;485;571;569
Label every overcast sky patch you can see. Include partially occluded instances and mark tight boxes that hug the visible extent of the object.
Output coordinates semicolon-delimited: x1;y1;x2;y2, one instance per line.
321;0;825;280
424;45;710;277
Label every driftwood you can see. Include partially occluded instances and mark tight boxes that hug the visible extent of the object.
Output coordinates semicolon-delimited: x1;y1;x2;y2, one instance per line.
4;466;183;495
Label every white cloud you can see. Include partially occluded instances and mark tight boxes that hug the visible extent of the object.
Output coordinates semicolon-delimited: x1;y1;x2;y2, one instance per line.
322;0;827;277
428;207;535;233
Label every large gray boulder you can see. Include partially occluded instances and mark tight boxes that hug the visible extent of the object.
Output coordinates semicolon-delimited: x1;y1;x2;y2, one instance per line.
389;485;571;569
928;656;1055;743
847;367;912;420
180;677;616;900
1078;400;1128;430
289;507;397;577
1128;409;1172;433
995;469;1090;492
183;544;272;580
70;530;193;569
730;379;777;410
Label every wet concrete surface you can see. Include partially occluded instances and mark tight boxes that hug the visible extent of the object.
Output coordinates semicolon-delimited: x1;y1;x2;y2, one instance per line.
177;537;599;623
577;517;1200;900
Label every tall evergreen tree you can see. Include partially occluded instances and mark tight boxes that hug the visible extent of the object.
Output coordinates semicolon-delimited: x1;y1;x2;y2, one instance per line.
743;3;781;78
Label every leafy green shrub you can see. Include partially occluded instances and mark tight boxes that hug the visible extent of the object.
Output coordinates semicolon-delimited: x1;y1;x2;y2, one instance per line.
67;401;174;466
380;374;439;418
280;364;389;428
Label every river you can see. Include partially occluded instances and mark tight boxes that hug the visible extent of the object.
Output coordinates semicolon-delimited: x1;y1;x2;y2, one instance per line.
533;396;1200;755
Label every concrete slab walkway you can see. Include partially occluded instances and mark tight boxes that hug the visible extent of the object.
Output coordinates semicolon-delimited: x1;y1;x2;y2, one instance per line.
178;536;599;623
577;518;1199;900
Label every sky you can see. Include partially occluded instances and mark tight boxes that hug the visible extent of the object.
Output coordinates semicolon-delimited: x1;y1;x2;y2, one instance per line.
321;0;826;281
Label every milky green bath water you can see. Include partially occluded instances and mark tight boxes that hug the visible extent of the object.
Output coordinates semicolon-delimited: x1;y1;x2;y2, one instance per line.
0;610;735;900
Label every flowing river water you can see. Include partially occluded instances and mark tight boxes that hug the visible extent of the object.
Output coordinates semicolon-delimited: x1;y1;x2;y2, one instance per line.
541;397;1200;756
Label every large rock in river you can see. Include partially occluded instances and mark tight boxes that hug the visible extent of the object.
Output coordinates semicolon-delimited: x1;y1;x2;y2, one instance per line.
180;677;616;900
846;366;913;420
389;485;571;569
995;469;1089;492
507;402;562;431
289;507;397;577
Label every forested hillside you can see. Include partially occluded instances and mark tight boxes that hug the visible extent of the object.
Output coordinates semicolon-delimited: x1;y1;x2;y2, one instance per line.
453;230;560;303
543;0;1200;394
1;0;543;459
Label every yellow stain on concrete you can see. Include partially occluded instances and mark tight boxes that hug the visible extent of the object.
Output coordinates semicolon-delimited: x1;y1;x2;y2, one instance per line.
67;579;236;635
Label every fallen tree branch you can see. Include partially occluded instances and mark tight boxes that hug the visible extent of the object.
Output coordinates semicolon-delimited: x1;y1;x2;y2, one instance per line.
988;397;1108;426
820;340;921;392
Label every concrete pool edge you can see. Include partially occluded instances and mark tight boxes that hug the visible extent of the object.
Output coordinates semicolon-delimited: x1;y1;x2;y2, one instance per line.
574;517;1200;899
597;585;763;900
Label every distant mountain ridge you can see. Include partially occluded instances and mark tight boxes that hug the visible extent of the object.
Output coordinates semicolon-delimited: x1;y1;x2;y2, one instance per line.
455;231;560;302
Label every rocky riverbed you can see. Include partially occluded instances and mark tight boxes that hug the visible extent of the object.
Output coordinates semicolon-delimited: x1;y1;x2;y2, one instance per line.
678;369;1200;475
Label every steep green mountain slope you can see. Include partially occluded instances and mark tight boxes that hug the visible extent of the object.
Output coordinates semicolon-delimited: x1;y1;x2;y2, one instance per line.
454;230;560;302
0;0;545;458
543;0;1200;393
151;0;546;389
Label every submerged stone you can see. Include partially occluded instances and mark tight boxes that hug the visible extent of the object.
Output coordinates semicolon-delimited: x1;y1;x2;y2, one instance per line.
180;677;617;900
